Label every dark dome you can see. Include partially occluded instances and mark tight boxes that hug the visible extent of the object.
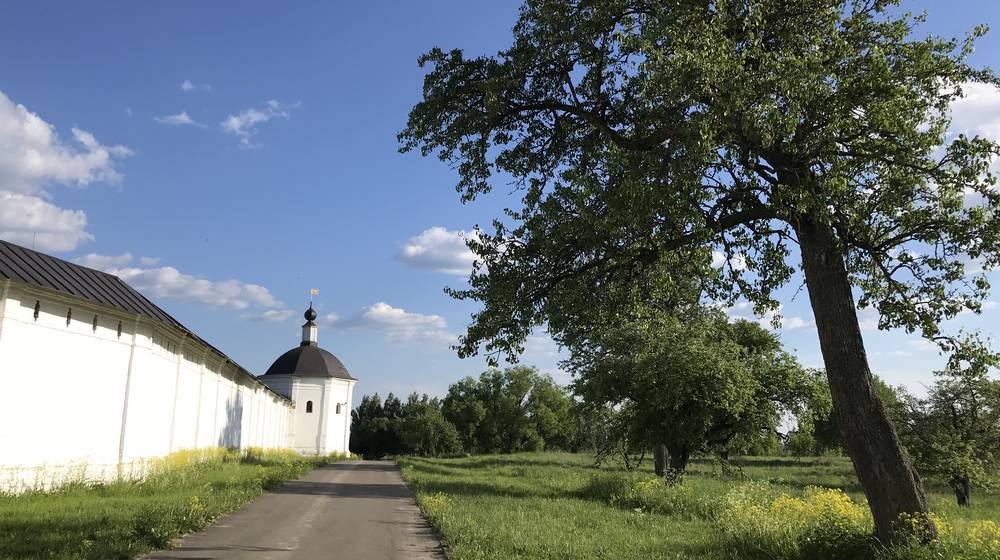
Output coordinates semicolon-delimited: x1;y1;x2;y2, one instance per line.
304;305;317;321
262;345;355;379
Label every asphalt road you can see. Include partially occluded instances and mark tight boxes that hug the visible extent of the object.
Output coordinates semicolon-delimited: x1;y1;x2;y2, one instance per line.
143;461;445;560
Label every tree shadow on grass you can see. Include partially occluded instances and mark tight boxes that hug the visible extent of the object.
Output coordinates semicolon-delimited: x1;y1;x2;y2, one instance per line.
460;455;605;471
410;478;581;501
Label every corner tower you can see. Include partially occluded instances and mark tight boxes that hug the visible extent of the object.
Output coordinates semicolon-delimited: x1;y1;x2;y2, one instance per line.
260;305;356;455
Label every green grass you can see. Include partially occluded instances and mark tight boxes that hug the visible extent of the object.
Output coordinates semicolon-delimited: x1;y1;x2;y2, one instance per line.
0;448;344;560
398;453;1000;560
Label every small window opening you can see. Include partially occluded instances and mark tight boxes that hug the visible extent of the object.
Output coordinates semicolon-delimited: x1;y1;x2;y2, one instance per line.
92;315;98;333
117;320;123;338
336;403;342;414
33;300;40;320
306;400;313;413
66;308;72;327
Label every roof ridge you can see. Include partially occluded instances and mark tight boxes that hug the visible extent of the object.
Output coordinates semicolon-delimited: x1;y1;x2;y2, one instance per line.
0;238;294;402
0;238;125;280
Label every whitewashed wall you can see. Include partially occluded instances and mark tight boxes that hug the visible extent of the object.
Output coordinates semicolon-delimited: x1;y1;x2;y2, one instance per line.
0;281;294;493
262;375;354;455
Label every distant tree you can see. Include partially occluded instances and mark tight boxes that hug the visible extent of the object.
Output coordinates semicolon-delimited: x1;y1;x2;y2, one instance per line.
787;370;840;457
349;392;405;459
397;393;463;457
569;308;807;473
897;340;1000;506
441;366;576;453
400;0;1000;540
788;372;905;456
441;377;488;451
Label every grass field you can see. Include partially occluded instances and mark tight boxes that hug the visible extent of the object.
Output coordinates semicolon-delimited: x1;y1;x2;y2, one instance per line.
399;453;1000;560
0;448;344;560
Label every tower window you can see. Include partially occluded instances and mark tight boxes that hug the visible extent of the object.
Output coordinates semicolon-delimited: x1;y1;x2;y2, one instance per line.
66;308;72;326
33;300;40;321
92;315;98;333
336;403;342;414
117;321;123;338
306;400;313;413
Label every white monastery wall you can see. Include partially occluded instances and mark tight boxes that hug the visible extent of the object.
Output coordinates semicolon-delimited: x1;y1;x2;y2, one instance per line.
324;379;354;455
0;281;295;493
262;375;353;456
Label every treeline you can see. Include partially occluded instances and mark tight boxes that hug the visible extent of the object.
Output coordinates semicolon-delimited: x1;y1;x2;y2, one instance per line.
788;345;1000;507
350;366;582;459
352;310;999;508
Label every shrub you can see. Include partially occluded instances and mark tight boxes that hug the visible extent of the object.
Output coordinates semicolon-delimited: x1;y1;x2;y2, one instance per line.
718;482;875;560
580;472;717;519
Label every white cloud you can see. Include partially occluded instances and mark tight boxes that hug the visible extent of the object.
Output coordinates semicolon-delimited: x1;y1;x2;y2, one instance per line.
711;250;747;271
180;80;211;93
79;253;282;311
907;339;938;351
523;331;562;358
138;256;161;266
397;226;478;275
0;90;131;252
75;252;133;269
0;90;132;195
153;111;203;127
0;192;93;252
538;367;573;385
949;82;1000;178
857;307;881;331
111;267;281;310
726;302;813;331
950;82;1000;141
331;302;456;345
247;309;296;322
220;100;296;147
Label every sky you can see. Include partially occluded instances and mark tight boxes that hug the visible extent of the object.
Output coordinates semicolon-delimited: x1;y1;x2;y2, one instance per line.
1;0;999;400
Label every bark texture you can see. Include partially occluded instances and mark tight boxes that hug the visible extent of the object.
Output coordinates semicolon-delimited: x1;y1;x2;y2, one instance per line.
666;445;690;473
653;443;668;477
796;217;933;543
952;476;971;507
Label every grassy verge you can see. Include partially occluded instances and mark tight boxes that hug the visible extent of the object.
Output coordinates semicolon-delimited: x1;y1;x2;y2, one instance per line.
398;453;1000;560
0;447;347;560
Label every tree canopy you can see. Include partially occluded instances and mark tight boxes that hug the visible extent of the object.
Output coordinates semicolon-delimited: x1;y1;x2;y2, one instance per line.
569;308;808;472
442;366;577;453
897;339;1000;506
400;0;1000;541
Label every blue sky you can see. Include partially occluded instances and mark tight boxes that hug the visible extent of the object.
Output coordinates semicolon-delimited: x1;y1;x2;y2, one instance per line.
1;1;998;399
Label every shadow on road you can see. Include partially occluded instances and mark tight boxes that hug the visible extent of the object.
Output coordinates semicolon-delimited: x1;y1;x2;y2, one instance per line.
323;461;399;472
272;480;412;498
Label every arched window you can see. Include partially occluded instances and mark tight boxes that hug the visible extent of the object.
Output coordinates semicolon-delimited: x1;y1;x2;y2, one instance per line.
33;300;40;320
306;400;313;413
336;403;342;414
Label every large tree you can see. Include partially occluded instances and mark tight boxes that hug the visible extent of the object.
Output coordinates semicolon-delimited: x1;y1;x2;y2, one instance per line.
400;0;1000;541
441;366;576;453
897;340;1000;506
569;308;807;472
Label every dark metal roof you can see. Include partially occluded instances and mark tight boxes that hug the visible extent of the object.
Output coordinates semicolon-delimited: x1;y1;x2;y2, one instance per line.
262;344;356;380
0;238;291;402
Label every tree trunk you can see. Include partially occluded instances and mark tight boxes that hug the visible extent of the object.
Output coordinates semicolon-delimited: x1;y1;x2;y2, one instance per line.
719;447;730;462
953;476;972;507
653;443;668;477
796;217;933;544
667;445;690;472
